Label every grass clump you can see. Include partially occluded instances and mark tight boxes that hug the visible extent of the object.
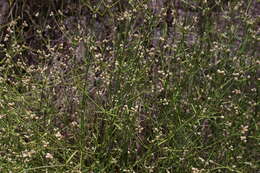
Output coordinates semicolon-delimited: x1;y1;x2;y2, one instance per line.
0;0;259;172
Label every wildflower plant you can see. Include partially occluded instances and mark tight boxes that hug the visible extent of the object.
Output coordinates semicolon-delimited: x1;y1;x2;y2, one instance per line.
0;0;259;172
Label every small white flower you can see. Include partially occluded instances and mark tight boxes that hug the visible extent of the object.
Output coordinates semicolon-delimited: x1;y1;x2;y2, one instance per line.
55;131;63;140
217;69;225;75
0;114;5;119
46;153;53;159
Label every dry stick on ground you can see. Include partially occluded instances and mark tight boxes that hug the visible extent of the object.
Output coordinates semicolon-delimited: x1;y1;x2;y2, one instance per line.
0;0;9;64
0;0;9;25
0;0;9;40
